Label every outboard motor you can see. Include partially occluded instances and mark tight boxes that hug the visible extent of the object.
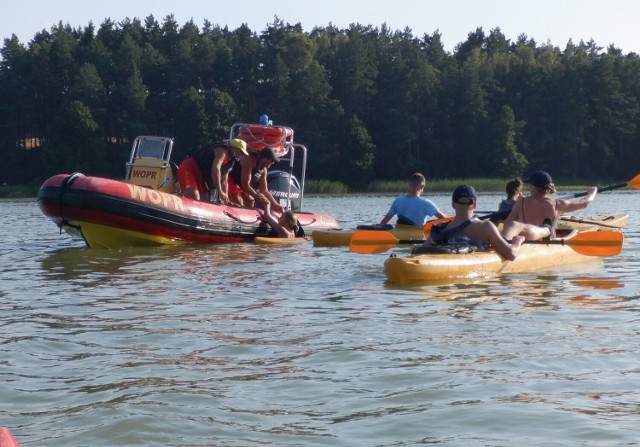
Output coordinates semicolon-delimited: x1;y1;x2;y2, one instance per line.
267;170;302;211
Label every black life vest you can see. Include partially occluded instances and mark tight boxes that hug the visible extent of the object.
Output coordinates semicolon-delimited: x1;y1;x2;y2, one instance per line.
429;219;474;244
229;152;263;189
191;141;236;187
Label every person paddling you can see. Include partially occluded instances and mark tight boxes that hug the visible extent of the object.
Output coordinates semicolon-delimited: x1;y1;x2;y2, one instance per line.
412;184;524;260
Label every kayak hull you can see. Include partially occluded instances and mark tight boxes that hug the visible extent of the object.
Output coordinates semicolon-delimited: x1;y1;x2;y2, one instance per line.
384;232;601;284
313;224;424;247
254;236;309;245
558;213;628;230
312;214;628;248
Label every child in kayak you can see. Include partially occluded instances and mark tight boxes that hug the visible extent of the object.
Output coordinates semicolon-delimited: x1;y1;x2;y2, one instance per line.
413;184;524;260
380;173;448;226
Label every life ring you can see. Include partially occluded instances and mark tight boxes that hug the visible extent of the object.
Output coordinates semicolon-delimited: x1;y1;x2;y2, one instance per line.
238;125;293;157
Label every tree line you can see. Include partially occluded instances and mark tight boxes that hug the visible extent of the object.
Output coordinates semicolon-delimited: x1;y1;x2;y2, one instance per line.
1;15;639;190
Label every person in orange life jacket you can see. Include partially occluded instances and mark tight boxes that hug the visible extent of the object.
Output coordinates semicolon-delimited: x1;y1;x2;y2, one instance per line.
412;184;524;260
262;201;300;238
177;138;249;203
501;170;597;241
227;147;284;212
380;173;447;226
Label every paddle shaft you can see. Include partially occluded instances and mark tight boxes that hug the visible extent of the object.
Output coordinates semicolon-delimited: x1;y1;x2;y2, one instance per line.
566;173;640;198
572;182;626;198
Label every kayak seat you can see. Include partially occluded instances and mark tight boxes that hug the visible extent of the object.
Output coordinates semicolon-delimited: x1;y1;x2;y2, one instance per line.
411;242;479;255
356;223;394;231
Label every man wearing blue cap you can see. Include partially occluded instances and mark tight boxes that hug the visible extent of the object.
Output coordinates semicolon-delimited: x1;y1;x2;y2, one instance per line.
413;184;524;260
501;170;598;241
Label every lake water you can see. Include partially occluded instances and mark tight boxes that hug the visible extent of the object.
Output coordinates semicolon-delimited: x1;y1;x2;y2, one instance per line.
2;191;640;446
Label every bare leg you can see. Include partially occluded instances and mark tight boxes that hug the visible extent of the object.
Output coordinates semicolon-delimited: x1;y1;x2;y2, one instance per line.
502;221;550;241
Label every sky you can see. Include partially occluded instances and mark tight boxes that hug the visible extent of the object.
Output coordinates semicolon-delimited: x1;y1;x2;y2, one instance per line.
1;0;639;54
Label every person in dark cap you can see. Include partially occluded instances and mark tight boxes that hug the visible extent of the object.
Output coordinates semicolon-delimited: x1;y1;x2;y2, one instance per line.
412;184;524;260
228;146;284;212
501;170;597;241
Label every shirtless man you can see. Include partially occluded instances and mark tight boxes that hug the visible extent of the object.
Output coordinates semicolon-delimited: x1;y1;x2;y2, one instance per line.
413;184;524;261
501;171;597;241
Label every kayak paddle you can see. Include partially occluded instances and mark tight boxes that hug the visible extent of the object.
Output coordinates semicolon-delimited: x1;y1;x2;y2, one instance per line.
571;172;640;198
349;230;623;257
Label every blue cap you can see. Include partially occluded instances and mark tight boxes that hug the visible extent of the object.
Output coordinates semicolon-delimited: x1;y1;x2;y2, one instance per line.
452;184;477;205
525;171;553;189
259;114;269;125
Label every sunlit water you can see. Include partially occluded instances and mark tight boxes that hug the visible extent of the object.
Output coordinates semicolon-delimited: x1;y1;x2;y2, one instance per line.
1;191;639;446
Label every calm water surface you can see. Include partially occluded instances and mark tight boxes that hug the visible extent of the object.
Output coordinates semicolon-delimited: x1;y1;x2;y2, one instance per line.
1;191;640;446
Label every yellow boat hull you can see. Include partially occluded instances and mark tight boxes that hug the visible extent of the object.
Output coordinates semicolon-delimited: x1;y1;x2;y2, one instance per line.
384;234;602;284
558;213;628;231
254;236;310;245
312;214;627;249
312;224;424;247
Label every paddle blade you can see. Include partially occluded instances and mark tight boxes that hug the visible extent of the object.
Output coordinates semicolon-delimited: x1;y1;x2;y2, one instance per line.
349;230;400;254
627;173;640;190
564;230;624;256
423;217;452;235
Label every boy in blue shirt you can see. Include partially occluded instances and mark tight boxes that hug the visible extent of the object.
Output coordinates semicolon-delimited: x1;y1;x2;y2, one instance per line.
380;173;448;226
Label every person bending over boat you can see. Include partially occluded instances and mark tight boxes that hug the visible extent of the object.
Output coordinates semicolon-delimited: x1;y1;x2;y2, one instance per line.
501;171;597;241
177;138;250;203
380;173;447;226
412;184;524;260
227;147;284;212
262;202;301;238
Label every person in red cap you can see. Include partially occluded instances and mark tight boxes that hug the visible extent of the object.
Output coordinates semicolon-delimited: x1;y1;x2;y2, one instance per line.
413;184;524;260
177;138;250;203
227;147;284;212
501;170;597;241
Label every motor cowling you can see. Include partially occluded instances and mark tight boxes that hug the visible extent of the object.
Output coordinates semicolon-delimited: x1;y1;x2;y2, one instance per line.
266;170;302;211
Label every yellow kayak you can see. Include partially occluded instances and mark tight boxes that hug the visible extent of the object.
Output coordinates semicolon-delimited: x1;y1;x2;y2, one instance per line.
312;224;424;247
312;214;627;248
384;229;624;284
558;213;628;231
254;236;310;245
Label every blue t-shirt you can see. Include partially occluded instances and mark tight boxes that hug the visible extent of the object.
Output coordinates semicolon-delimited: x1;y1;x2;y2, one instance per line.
388;195;440;226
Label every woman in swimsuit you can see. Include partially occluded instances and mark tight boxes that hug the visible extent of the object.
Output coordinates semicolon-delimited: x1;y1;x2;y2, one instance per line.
501;171;597;241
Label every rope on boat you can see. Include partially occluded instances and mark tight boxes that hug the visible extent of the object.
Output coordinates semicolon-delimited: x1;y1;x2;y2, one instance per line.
58;172;85;233
223;210;261;224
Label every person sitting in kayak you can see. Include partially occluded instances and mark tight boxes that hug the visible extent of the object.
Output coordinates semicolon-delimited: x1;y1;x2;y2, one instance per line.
489;177;524;224
412;184;524;260
380;173;448;226
227;147;284;212
177;138;250;203
501;171;597;241
262;202;302;238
